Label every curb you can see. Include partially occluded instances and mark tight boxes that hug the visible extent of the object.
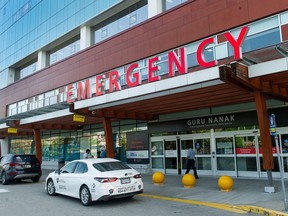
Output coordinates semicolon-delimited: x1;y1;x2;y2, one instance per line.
139;193;247;214
234;206;288;216
139;193;288;215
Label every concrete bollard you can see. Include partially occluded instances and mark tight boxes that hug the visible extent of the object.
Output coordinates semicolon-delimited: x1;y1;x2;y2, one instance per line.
182;173;196;188
218;175;233;192
152;171;165;185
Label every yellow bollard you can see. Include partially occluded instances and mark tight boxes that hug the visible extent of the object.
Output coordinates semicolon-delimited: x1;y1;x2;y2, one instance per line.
218;175;233;192
152;171;165;185
182;173;196;188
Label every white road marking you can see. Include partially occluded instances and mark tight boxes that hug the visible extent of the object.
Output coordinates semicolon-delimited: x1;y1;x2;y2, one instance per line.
0;189;9;193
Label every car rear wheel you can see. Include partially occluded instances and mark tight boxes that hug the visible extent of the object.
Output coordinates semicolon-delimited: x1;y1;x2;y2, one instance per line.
47;179;56;196
1;172;9;185
80;185;92;206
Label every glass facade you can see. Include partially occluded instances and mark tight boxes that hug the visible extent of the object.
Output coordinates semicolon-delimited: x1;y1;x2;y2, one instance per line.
94;1;148;44
50;39;80;65
165;0;187;10
19;62;37;79
0;0;191;89
0;69;8;89
0;0;122;72
10;120;147;162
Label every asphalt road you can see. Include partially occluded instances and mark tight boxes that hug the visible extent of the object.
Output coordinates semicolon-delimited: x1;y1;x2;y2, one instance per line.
0;180;258;216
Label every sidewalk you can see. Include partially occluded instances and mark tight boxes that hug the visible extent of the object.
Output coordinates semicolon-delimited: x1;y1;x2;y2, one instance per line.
41;169;288;215
141;174;288;216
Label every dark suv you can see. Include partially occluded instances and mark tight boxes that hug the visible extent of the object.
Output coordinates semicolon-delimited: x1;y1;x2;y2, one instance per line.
0;154;42;185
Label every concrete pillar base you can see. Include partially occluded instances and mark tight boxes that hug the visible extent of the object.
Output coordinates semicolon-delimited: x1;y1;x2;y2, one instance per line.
264;186;278;193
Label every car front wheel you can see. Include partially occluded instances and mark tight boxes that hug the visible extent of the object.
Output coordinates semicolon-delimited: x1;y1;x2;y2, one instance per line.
1;172;8;185
80;185;92;206
46;179;56;196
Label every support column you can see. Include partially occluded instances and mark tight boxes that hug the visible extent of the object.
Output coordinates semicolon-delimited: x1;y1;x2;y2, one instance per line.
254;91;274;185
37;50;47;70
102;117;114;158
7;68;15;85
210;129;217;176
80;25;92;50
34;129;42;163
0;137;9;156
148;0;164;18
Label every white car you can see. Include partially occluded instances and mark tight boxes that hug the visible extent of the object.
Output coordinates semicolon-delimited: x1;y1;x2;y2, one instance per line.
45;158;143;206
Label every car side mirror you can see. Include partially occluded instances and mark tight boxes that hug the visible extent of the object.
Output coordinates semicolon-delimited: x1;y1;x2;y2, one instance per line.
55;169;61;175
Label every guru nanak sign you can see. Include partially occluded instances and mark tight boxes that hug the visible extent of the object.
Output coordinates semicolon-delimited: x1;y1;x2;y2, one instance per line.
67;26;249;103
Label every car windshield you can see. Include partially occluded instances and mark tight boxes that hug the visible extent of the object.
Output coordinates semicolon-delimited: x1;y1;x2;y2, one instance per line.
93;162;132;172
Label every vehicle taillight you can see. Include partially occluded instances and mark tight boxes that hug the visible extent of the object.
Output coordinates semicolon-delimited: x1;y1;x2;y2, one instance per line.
133;174;142;179
9;162;20;167
94;177;118;183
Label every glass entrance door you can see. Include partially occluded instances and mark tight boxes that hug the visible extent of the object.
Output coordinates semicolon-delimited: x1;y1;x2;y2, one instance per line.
150;139;164;172
150;137;179;174
215;136;237;176
180;136;212;175
164;139;178;174
235;133;260;177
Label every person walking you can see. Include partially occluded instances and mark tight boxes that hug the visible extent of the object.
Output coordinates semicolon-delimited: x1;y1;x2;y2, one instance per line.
185;145;199;179
83;149;94;159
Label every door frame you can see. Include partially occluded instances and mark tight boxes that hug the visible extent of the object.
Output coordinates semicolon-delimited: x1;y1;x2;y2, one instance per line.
150;133;212;175
163;138;179;174
214;131;237;177
180;133;213;176
234;132;261;178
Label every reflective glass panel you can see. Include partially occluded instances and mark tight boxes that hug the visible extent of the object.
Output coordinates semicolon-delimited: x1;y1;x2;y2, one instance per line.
216;137;234;154
196;157;211;170
217;157;235;171
236;157;257;171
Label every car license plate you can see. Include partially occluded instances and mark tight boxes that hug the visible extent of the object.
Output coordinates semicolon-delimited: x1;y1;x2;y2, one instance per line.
23;164;31;168
121;177;131;184
118;186;136;193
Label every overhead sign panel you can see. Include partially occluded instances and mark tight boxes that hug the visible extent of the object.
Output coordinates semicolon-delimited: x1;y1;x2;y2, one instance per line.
8;128;17;133
73;114;85;123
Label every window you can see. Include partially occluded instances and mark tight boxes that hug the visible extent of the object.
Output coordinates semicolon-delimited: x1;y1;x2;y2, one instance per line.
17;100;28;113
19;61;38;79
74;162;88;173
195;138;211;155
93;161;131;172
216;137;234;154
61;161;77;173
165;0;187;10
94;1;148;44
130;14;137;25
13;155;38;163
49;40;80;65
280;12;288;25
228;27;281;55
